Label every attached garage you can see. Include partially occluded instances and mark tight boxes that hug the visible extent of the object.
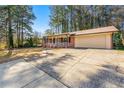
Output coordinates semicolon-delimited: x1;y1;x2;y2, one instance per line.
75;33;112;49
74;26;118;49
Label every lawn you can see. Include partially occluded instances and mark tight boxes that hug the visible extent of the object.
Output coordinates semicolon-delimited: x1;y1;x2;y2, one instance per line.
0;48;43;64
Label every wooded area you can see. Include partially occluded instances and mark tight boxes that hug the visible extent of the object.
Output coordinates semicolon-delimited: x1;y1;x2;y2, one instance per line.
0;5;41;50
46;5;124;49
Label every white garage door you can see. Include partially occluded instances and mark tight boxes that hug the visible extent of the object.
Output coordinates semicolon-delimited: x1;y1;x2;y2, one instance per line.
75;34;107;48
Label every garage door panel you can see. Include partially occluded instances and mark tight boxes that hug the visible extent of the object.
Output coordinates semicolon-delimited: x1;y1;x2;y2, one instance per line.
75;34;106;48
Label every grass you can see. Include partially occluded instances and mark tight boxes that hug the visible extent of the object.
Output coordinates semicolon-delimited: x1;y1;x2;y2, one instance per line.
0;42;6;50
0;50;8;57
115;47;124;50
0;47;43;64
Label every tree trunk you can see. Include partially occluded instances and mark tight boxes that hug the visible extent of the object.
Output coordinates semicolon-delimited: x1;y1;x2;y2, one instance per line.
8;7;14;49
16;21;19;47
21;18;24;47
5;19;8;49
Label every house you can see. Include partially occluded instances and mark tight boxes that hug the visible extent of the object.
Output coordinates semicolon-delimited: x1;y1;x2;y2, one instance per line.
42;26;118;49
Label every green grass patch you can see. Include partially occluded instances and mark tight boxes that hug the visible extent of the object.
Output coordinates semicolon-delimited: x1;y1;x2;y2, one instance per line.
114;46;124;50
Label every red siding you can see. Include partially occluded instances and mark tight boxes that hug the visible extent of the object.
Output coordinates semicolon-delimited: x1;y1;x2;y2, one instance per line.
70;36;75;48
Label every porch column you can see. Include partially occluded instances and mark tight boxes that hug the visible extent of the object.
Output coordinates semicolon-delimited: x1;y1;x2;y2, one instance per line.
58;37;60;48
55;37;57;48
51;37;53;48
66;35;68;48
49;37;51;48
61;37;63;48
62;37;64;48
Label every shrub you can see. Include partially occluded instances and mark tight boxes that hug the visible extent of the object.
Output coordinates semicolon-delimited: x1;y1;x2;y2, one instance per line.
113;32;124;50
23;42;31;48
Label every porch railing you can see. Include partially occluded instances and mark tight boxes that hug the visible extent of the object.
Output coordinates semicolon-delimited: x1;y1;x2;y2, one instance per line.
44;42;74;48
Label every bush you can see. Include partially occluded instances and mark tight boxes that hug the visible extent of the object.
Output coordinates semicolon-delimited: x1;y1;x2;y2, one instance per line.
23;42;31;48
23;37;34;48
113;32;124;50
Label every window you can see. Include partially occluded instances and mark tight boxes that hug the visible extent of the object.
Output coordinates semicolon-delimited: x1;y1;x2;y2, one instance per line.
49;39;52;43
53;38;55;43
61;38;63;42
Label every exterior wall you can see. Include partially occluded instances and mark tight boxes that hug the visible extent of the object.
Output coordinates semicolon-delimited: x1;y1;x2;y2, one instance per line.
105;33;113;49
70;36;75;47
74;33;113;49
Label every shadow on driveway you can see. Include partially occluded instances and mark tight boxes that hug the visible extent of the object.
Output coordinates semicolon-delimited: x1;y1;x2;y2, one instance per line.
35;53;75;79
77;64;124;88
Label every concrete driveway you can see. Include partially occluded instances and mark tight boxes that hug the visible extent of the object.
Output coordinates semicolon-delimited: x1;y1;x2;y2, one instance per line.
26;48;124;88
0;49;124;88
0;59;66;88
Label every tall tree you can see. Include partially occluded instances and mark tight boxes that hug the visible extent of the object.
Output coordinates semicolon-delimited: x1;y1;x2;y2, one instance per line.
7;6;14;48
49;5;124;33
0;5;36;49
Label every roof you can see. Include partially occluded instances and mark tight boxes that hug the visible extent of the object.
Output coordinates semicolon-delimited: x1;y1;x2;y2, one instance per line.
44;26;118;37
69;26;118;35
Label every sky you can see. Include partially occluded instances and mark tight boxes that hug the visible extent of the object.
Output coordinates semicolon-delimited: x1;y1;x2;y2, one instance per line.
32;5;50;35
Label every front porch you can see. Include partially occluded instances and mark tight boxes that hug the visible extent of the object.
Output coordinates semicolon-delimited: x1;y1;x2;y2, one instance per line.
42;34;75;48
